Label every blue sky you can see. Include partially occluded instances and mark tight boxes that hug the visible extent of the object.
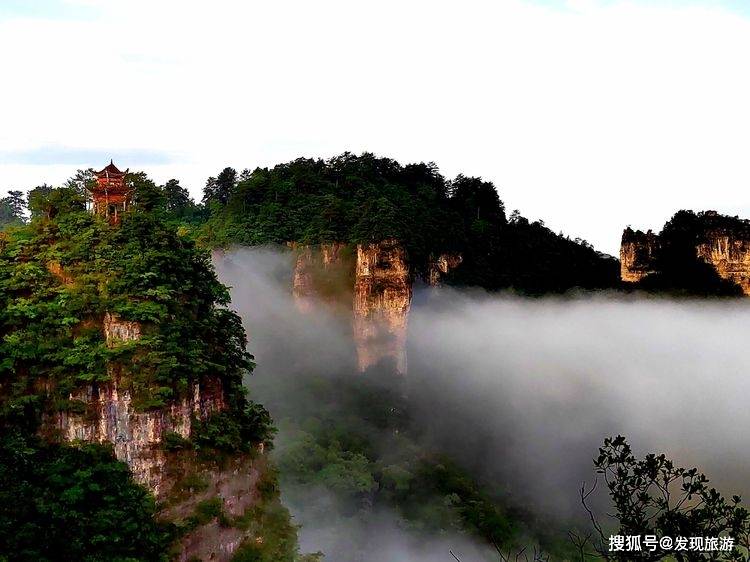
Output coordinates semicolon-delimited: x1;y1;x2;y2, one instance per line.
2;0;750;255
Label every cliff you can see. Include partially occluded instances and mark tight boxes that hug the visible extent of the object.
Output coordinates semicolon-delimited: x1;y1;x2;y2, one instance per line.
51;313;226;496
291;242;352;313
696;233;750;295
353;239;412;374
0;201;291;561
620;228;659;283
289;241;461;374
620;211;750;295
37;282;272;562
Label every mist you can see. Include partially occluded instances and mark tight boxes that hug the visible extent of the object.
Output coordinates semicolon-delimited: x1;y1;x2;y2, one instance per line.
214;246;750;560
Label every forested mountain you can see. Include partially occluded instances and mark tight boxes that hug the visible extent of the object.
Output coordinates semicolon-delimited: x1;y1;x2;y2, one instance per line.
197;153;619;294
621;210;750;296
0;184;302;561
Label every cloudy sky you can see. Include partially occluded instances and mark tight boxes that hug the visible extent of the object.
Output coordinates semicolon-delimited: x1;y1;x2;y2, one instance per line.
1;0;749;254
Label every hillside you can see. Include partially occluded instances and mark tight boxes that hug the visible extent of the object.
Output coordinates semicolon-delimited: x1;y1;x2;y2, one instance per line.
621;210;750;296
0;185;305;561
198;153;619;295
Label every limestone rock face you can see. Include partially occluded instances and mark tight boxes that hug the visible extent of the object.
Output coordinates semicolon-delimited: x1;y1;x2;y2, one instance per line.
288;240;461;374
620;230;659;283
46;260;74;285
620;217;750;295
353;239;412;374
696;233;750;295
52;313;225;497
428;253;463;285
103;311;141;345
291;242;352;313
162;455;267;562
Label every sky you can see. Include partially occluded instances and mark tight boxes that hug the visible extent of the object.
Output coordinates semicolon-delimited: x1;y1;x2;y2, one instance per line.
1;0;750;255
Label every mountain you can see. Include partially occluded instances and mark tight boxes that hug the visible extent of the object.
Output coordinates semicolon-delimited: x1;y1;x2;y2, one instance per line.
621;210;750;296
203;153;620;374
0;185;306;561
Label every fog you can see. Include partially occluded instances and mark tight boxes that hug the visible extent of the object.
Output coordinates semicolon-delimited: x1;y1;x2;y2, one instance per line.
214;246;750;561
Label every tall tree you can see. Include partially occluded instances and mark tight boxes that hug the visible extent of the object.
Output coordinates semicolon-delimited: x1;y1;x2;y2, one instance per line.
203;167;237;206
0;190;26;228
162;178;193;213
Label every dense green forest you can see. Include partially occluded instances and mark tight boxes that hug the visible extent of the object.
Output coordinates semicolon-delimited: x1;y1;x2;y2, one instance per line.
197;153;619;293
0;182;288;560
3;153;618;294
4;157;749;561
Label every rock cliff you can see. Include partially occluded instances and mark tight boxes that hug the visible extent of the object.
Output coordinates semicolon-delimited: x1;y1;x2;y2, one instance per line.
291;242;352;313
427;252;463;285
45;312;265;561
353;239;412;374
620;212;750;295
696;233;750;295
289;241;461;374
51;313;226;495
620;229;659;283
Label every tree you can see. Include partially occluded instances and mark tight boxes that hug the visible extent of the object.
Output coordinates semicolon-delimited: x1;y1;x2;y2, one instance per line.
129;171;165;212
26;184;54;219
582;436;750;561
203;167;237;206
0;190;26;228
0;430;170;561
162;178;193;214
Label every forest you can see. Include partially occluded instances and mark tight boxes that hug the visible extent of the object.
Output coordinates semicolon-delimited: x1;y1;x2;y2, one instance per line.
1;155;749;561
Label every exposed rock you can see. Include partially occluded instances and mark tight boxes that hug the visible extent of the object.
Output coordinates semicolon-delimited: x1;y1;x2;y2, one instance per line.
288;241;459;374
162;454;267;562
427;253;463;285
620;213;750;295
103;312;141;346
54;379;225;496
696;233;750;295
291;242;352;312
620;229;659;283
353;239;412;374
52;313;225;496
46;260;74;285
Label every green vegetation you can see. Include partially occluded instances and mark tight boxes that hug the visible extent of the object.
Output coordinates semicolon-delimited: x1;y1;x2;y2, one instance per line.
197;153;619;294
231;468;321;562
0;179;280;560
582;435;750;561
266;369;580;560
0;429;171;562
0;179;264;430
8;154;618;294
0;190;25;229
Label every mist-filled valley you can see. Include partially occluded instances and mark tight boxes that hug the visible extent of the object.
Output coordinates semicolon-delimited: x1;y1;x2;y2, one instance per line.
215;246;750;561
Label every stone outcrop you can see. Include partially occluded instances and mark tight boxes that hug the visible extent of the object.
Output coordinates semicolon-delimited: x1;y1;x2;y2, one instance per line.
47;312;264;561
290;242;352;313
353;239;412;374
696;234;750;295
162;455;268;562
289;241;462;373
620;212;750;295
52;313;226;496
428;253;463;285
620;229;659;283
46;260;74;285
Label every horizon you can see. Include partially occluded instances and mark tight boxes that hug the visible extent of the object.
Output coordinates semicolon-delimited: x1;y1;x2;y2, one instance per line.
3;0;750;255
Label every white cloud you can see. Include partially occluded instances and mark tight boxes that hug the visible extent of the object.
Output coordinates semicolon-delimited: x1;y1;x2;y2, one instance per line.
1;0;749;254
